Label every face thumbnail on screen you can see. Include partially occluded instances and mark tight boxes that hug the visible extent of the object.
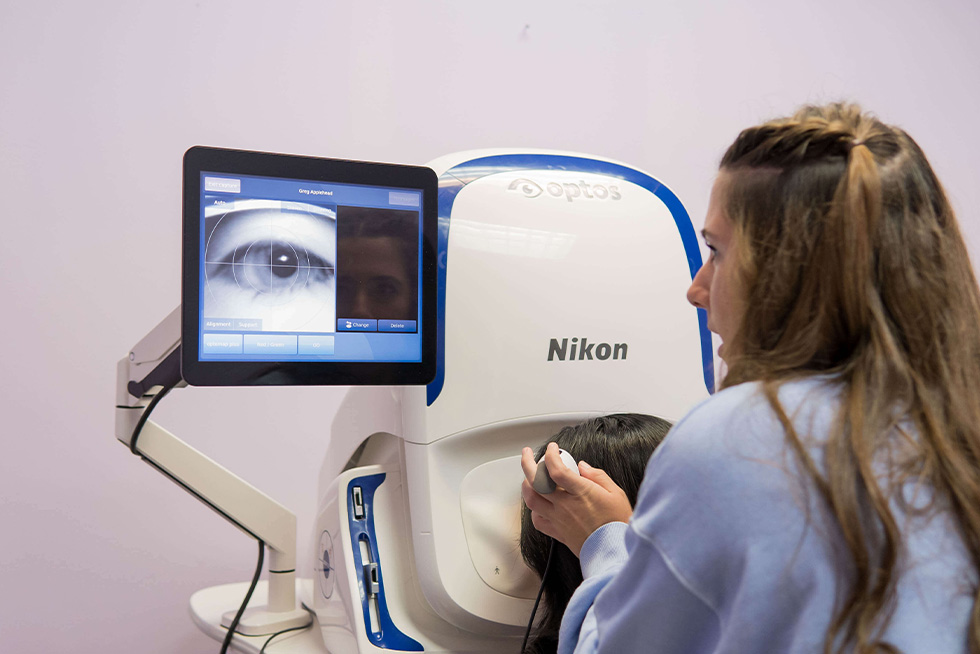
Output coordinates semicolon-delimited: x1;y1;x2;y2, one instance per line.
335;206;419;324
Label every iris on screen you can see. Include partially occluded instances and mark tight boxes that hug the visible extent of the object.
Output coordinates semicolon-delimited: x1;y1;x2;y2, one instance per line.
203;199;337;333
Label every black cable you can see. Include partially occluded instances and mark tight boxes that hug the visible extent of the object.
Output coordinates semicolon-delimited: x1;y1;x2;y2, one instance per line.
220;539;266;654
258;608;315;653
521;538;555;654
128;380;178;455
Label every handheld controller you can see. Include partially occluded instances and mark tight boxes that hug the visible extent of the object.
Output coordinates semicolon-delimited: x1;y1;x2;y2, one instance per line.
531;448;580;494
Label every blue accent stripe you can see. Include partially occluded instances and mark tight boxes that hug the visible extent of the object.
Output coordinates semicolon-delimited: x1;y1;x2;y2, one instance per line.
347;473;424;651
426;154;715;405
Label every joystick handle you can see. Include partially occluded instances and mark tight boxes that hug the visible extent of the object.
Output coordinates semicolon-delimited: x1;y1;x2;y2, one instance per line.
532;448;580;494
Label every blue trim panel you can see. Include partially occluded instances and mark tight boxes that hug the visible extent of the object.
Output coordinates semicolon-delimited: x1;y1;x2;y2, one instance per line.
347;473;424;651
426;154;715;405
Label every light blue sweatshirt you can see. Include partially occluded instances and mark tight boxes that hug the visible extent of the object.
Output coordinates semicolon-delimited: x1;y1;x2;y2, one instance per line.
559;378;975;653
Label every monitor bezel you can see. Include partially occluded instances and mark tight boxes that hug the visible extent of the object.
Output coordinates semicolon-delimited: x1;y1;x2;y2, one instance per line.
181;145;438;387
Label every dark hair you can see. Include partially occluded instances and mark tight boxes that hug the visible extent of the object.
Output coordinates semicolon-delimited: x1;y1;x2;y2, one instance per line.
519;413;672;654
718;102;980;653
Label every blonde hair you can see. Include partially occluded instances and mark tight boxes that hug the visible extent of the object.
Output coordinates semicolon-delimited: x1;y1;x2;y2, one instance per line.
719;102;980;653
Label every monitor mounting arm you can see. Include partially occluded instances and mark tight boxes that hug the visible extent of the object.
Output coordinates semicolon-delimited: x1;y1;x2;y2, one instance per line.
115;307;311;636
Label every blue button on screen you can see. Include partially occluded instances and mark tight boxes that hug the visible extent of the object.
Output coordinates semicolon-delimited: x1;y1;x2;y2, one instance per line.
378;320;417;333
298;335;335;355
243;334;298;355
203;333;243;354
338;319;378;332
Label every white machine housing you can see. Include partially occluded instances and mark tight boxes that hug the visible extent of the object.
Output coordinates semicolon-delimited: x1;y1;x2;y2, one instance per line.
311;150;713;653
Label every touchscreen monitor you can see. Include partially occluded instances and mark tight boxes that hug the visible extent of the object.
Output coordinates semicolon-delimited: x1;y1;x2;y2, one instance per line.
181;146;437;386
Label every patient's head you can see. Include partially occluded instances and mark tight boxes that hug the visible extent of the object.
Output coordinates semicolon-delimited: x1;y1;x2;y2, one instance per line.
520;413;671;654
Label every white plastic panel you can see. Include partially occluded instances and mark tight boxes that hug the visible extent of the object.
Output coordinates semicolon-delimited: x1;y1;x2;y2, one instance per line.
459;456;538;598
420;164;707;442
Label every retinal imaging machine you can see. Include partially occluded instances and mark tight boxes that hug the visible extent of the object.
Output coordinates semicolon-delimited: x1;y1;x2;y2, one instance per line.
115;145;713;652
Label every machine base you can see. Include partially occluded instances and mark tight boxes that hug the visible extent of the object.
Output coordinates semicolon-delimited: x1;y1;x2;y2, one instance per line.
191;579;328;653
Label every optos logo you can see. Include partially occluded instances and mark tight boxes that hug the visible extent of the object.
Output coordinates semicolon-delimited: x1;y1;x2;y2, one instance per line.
508;178;621;203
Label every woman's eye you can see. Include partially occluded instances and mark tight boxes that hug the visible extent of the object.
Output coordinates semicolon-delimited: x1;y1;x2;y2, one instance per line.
367;277;403;301
202;201;337;332
214;238;335;295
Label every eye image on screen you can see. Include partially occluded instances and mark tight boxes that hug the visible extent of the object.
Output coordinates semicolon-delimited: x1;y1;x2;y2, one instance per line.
203;198;337;333
336;206;419;322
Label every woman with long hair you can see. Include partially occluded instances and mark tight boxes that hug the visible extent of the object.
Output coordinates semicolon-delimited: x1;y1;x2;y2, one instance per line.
522;102;980;653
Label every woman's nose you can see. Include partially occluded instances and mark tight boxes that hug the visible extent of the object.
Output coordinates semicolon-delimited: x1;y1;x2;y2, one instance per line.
687;265;710;310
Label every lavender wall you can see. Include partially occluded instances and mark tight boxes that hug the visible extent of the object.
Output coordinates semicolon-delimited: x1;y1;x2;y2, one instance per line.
2;1;979;652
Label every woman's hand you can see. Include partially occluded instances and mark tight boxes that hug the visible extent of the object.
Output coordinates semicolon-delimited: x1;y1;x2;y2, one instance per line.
521;442;634;557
